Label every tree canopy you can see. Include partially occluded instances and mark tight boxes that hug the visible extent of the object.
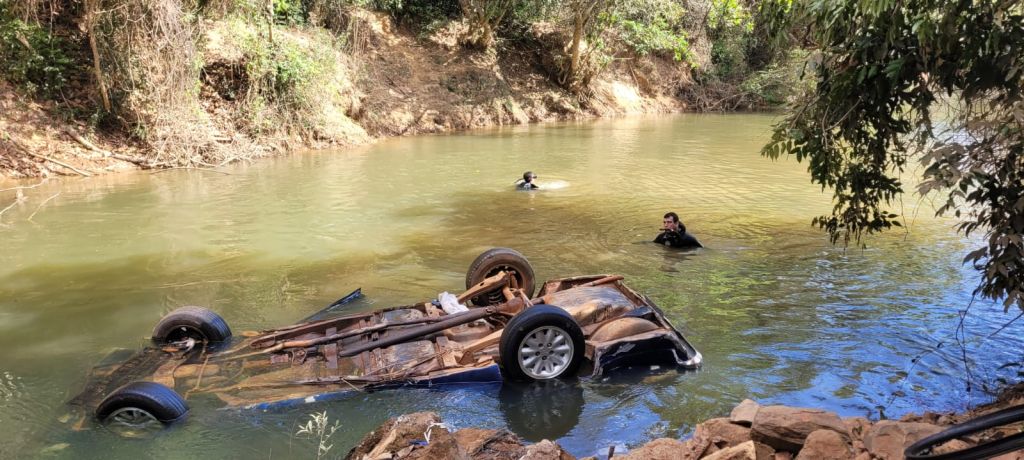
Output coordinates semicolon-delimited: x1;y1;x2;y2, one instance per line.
763;1;1024;311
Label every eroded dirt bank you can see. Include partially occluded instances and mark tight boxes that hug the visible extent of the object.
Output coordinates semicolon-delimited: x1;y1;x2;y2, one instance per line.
0;9;688;180
345;385;1024;460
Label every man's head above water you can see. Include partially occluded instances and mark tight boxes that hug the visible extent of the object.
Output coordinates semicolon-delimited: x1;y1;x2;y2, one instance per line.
523;171;537;183
663;212;681;231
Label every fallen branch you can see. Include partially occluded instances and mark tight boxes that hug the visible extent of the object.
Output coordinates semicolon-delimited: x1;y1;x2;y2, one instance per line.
27;192;60;221
109;153;154;166
4;139;91;176
20;150;92;177
66;129;111;156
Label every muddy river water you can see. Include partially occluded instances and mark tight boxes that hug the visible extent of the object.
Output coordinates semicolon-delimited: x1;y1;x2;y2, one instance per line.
1;114;1022;458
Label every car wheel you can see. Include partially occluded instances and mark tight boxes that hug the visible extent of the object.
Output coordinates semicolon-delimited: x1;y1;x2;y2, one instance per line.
465;248;536;306
96;381;188;427
152;306;231;344
499;305;584;381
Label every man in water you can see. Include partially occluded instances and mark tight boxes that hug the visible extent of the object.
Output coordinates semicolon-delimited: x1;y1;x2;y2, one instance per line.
655;212;703;248
517;171;540;190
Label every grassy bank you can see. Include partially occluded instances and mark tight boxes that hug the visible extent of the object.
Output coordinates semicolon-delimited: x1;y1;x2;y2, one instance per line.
0;0;804;179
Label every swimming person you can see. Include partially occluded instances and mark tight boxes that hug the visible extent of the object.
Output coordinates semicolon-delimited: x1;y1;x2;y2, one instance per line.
655;212;703;248
516;171;540;190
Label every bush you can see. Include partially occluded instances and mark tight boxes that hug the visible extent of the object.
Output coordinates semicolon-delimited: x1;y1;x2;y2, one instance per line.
0;11;74;97
739;49;808;107
608;0;692;62
220;19;341;134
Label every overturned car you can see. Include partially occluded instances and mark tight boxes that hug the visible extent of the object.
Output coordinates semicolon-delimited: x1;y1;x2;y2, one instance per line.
68;248;701;429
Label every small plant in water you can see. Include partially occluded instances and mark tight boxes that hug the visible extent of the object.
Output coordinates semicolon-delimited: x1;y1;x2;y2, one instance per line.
295;410;340;460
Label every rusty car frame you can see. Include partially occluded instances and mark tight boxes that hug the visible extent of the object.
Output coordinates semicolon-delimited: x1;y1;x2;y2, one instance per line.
68;248;702;429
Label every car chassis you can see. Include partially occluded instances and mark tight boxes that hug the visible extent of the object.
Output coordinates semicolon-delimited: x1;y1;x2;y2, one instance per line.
68;249;702;429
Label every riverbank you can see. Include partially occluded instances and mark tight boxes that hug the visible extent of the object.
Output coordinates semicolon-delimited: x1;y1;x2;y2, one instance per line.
0;8;692;180
345;384;1024;459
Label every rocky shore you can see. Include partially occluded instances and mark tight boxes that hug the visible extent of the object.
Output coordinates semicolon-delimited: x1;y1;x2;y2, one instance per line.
344;387;1024;460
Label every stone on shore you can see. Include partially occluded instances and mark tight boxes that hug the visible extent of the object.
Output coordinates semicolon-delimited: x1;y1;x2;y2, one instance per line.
862;421;943;460
520;440;575;460
702;440;775;460
614;438;689;460
750;406;848;452
346;412;442;460
793;429;853;460
693;417;754;455
730;400;761;427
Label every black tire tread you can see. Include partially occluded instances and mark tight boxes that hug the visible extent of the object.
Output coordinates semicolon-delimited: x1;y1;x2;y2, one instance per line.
465;248;536;303
152;306;231;343
96;381;189;424
498;304;585;382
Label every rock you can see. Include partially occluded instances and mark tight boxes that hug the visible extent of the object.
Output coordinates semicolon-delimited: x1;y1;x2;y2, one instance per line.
520;440;574;460
452;428;525;459
345;412;441;460
991;453;1024;460
862;421;943;460
842;417;872;441
695;417;754;453
793;430;853;460
751;406;848;452
731;400;761;427
614;438;688;460
410;425;462;460
774;452;793;460
931;439;971;456
702;440;774;460
841;417;872;455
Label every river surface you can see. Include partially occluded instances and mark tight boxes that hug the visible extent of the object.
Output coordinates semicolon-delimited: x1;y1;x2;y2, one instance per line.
1;114;1022;459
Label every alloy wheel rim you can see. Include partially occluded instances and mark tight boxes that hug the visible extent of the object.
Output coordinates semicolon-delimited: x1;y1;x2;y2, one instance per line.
108;407;161;427
517;326;573;379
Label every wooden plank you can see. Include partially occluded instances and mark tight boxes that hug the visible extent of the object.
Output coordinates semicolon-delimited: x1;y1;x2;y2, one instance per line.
324;327;338;370
435;337;457;368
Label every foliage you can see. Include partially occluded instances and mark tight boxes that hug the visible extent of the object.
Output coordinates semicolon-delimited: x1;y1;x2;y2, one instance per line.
551;0;617;93
607;0;691;62
223;18;341;134
295;410;340;460
458;0;518;49
762;0;1024;311
94;0;213;159
375;0;460;33
0;10;74;97
737;48;807;107
705;0;754;80
507;0;559;25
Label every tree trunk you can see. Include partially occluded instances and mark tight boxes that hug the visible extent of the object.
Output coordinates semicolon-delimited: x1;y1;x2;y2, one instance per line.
566;14;584;89
84;0;111;112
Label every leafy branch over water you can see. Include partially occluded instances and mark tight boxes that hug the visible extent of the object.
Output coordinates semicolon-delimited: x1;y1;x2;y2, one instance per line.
762;0;1024;312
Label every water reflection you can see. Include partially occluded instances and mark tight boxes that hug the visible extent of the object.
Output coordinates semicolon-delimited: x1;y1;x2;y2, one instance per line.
499;381;584;442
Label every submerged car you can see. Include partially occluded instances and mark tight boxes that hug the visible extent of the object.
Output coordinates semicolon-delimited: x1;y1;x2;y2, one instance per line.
68;248;701;429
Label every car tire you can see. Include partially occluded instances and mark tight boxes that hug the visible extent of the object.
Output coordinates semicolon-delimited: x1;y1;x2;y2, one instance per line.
152;306;231;344
465;248;536;306
96;381;189;426
499;305;584;382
